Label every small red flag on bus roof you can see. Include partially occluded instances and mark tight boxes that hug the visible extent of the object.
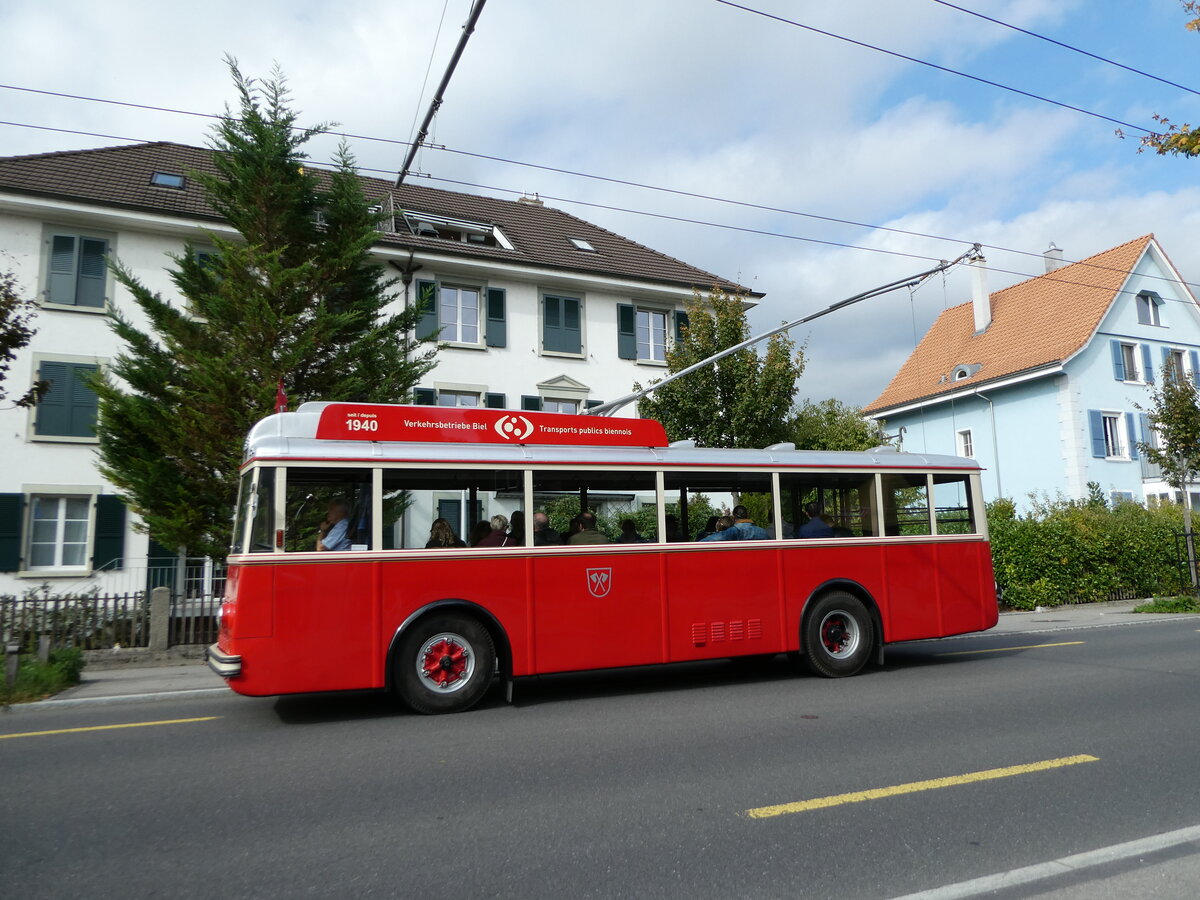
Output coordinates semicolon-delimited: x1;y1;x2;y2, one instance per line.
275;379;288;414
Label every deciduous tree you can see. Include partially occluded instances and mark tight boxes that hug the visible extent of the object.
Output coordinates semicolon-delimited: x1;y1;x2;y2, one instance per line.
636;287;804;448
1128;2;1200;156
95;60;434;558
0;266;47;409
788;397;887;451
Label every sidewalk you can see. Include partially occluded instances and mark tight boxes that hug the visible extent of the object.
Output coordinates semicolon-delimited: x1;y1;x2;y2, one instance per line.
8;600;1199;711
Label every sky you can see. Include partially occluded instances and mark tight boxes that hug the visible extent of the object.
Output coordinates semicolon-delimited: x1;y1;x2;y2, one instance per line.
3;0;1200;409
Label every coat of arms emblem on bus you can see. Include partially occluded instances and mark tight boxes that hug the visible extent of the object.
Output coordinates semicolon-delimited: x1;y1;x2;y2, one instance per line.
494;414;535;441
586;568;612;598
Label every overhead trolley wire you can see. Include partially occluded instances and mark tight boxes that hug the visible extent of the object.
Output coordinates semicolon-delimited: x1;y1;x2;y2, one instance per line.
929;0;1200;97
712;0;1151;134
2;113;1198;299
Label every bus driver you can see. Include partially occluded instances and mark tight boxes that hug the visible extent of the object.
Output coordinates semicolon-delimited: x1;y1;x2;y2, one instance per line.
317;498;353;551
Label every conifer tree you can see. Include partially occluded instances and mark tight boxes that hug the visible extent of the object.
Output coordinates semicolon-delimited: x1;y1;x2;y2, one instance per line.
95;60;434;558
636;287;803;448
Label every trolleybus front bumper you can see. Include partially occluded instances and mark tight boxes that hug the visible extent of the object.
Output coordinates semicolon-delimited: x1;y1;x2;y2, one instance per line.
206;643;242;679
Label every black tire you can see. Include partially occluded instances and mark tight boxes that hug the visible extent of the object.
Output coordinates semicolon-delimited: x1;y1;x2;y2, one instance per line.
802;591;873;678
395;614;496;714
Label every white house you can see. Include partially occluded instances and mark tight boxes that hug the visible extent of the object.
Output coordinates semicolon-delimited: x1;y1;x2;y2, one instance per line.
864;234;1200;507
0;141;757;595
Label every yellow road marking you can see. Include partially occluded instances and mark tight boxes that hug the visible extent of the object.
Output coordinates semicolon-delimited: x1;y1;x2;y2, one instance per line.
0;716;219;741
936;640;1084;657
745;754;1099;819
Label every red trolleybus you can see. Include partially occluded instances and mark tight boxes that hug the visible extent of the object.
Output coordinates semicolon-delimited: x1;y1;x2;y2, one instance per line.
207;403;997;713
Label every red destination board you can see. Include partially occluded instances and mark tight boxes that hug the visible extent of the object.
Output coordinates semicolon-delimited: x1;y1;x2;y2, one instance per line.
314;404;669;447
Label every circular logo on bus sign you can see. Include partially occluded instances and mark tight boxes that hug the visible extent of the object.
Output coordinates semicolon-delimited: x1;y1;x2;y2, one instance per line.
494;415;535;441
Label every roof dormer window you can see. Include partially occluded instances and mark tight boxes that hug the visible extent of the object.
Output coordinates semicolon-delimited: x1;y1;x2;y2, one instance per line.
401;210;513;250
150;171;185;189
951;363;982;381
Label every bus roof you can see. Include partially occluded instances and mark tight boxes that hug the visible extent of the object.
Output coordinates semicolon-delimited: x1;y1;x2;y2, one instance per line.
244;403;980;472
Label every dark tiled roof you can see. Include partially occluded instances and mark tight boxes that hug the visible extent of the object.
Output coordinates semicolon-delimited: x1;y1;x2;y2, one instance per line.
0;141;752;294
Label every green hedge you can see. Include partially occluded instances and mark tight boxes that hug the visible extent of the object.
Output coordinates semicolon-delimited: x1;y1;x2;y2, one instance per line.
987;494;1190;609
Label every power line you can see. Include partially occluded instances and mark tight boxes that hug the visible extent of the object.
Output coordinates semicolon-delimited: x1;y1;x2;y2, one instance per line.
712;0;1151;134
2;114;1196;297
929;0;1200;97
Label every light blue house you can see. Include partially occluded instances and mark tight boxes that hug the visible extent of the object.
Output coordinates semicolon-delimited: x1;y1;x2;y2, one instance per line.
864;234;1200;506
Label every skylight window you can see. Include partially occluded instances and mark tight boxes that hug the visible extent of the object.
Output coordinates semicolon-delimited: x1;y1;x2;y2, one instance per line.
150;171;186;189
569;237;596;252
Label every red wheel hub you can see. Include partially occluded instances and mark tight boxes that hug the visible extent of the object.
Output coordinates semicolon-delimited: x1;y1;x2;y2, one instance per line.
422;638;468;687
822;617;849;653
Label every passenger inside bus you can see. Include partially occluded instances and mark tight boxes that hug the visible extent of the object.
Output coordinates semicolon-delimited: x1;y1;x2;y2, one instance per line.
316;499;352;551
425;518;466;549
568;512;611;544
797;502;835;539
475;515;510;547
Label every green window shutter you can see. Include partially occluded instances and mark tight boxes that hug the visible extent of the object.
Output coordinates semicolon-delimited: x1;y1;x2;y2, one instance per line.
485;392;506;409
92;495;126;570
47;234;78;305
485;288;507;348
586;399;603;410
413;387;436;405
543;295;582;353
0;493;25;572
34;361;71;436
674;309;690;345
415;280;440;341
76;238;108;308
68;364;100;438
617;303;636;359
521;395;542;411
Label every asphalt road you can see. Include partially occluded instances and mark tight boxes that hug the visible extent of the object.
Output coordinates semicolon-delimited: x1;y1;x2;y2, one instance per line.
3;619;1198;899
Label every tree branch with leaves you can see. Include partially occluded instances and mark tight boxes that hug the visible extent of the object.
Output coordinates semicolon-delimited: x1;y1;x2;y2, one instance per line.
0;266;48;410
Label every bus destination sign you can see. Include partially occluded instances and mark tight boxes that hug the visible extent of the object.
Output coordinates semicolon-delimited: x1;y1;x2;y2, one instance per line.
315;404;669;447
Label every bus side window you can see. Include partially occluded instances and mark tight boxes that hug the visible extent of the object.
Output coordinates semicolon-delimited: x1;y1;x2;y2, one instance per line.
880;473;931;537
933;474;976;534
284;467;374;551
248;467;275;553
533;469;659;544
381;468;525;549
779;472;877;538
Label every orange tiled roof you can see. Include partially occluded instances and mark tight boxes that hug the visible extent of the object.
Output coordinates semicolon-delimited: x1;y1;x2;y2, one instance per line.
864;234;1154;414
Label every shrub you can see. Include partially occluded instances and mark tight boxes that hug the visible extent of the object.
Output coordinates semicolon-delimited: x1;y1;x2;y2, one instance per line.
987;495;1188;609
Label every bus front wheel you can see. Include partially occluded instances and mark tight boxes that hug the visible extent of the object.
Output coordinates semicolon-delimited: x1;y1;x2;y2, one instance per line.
395;614;496;714
802;592;873;678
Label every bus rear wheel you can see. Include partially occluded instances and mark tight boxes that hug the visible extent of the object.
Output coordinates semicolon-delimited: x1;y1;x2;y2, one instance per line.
803;591;873;678
395;614;496;714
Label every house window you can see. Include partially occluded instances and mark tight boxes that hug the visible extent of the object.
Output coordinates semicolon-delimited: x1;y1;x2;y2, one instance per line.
1121;343;1139;381
150;171;186;189
542;399;579;414
1109;491;1135;504
44;231;109;308
401;210;512;249
1102;413;1124;458
956;428;974;458
437;390;480;408
636;309;668;362
1137;291;1163;326
542;294;582;355
438;286;480;344
27;496;91;569
1168;349;1187;382
33;360;99;440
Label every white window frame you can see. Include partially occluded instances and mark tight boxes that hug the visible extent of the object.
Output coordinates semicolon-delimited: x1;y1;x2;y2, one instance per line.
635;306;669;364
1168;348;1188;383
542;398;579;414
1101;412;1127;460
1137;292;1163;327
436;390;481;408
956;428;974;458
437;284;483;346
20;488;100;576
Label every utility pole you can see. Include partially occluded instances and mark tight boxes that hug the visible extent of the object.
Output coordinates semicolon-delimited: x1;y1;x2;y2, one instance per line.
397;0;489;185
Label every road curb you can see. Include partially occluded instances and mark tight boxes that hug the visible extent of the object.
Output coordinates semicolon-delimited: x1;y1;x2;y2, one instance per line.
2;687;228;714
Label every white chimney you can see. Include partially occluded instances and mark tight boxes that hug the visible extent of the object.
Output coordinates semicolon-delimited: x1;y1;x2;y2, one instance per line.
1044;242;1064;273
971;254;991;333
